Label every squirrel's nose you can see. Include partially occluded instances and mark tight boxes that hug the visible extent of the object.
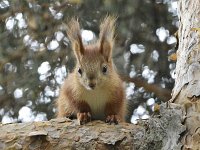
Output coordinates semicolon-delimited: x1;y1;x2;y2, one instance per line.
89;83;96;89
88;75;95;80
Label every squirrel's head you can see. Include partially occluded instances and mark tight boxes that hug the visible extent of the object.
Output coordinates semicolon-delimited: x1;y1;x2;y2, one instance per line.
67;16;116;90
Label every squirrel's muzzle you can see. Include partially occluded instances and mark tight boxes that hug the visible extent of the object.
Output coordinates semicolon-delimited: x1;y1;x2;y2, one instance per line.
89;83;96;89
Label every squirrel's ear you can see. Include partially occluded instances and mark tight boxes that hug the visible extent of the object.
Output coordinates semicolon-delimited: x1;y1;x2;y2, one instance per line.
66;18;84;61
99;16;116;62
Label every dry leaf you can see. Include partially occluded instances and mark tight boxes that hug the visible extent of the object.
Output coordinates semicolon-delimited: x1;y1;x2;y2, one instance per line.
169;53;177;61
153;103;160;113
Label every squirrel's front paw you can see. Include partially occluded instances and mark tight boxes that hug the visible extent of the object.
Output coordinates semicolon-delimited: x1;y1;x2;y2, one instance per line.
105;115;120;125
77;112;91;125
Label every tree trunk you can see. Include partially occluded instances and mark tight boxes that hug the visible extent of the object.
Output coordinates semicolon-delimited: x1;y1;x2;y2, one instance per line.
170;0;200;149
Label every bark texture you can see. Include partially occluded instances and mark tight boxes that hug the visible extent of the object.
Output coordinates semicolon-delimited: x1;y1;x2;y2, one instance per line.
170;0;200;149
0;104;185;150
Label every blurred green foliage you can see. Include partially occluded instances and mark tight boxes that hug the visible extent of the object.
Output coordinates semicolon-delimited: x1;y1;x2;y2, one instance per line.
0;0;177;123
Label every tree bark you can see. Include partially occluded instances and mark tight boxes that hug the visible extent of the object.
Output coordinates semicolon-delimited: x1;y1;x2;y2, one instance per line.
0;104;185;150
170;0;200;149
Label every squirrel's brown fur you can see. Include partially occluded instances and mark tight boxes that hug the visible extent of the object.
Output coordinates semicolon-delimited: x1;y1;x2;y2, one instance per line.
56;16;126;124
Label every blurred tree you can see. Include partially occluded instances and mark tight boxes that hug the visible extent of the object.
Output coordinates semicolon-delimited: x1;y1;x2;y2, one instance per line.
0;0;177;123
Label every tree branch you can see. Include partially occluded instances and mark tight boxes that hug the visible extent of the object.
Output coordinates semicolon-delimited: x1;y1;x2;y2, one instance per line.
0;104;185;149
120;75;171;102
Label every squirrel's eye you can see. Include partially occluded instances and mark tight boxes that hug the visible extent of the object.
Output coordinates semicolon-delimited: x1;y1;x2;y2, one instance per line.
102;65;107;74
78;68;82;75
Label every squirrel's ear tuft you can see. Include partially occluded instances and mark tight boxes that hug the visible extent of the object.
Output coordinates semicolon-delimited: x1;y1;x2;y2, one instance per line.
66;18;84;61
99;15;117;62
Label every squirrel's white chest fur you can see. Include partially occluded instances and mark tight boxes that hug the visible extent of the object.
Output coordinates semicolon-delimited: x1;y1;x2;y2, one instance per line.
80;88;110;120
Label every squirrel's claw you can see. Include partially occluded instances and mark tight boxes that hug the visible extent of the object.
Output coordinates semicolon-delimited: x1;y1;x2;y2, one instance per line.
77;112;91;125
105;115;120;125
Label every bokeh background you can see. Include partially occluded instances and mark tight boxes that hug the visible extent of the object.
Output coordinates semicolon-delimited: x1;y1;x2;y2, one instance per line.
0;0;178;123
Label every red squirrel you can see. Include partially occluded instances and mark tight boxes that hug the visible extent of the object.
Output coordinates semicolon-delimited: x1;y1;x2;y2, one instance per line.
56;16;126;125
